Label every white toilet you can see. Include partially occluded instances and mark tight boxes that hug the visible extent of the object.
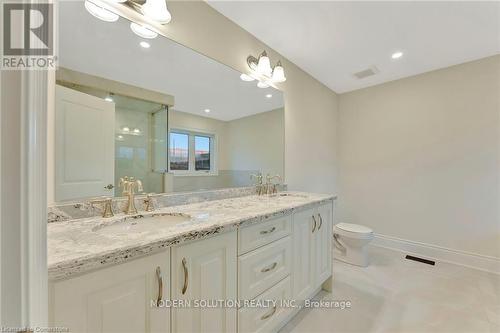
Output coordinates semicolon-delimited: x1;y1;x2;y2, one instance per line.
334;223;374;267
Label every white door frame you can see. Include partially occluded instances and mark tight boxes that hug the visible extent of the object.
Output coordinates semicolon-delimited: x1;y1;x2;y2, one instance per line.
0;11;51;330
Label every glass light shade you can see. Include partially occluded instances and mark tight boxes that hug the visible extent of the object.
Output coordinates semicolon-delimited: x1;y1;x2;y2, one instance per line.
84;0;119;22
271;62;286;83
257;52;272;76
142;0;172;24
257;81;269;88
240;73;255;82
130;22;158;39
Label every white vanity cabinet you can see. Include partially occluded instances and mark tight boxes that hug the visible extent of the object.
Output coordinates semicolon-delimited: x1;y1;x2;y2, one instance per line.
49;250;171;333
292;203;333;301
171;231;237;333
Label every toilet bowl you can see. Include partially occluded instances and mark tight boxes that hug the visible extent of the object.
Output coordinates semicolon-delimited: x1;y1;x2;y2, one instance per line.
334;223;374;267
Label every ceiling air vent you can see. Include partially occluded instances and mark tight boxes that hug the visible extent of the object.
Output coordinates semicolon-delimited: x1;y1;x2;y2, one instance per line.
353;66;379;79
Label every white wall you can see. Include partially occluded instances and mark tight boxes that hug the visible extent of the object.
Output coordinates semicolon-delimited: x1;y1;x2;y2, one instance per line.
337;55;500;259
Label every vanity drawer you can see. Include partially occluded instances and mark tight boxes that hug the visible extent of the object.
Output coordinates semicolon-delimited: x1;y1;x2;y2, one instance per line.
238;215;291;254
239;236;292;300
238;276;292;333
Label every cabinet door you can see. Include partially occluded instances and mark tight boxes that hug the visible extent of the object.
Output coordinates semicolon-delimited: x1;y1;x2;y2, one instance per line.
315;203;333;285
171;231;237;333
50;250;170;333
292;207;316;301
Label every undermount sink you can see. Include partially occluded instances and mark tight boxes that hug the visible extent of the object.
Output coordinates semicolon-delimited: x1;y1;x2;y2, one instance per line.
92;213;191;235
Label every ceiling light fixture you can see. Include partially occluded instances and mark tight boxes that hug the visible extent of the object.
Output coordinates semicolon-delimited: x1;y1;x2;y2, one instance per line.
240;73;255;82
133;128;141;134
266;94;272;98
84;0;119;22
204;109;211;113
130;22;158;39
142;0;172;24
122;126;130;132
391;51;403;59
243;50;286;89
140;41;151;48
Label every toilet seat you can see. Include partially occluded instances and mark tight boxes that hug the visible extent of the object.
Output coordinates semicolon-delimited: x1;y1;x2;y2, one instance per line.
334;223;374;239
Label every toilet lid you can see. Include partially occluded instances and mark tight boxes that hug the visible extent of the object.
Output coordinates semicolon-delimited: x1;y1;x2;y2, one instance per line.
335;223;373;234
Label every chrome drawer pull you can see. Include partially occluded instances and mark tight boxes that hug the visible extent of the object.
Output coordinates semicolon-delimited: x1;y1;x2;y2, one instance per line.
261;262;278;273
182;258;188;295
318;213;323;230
312;215;317;233
261;306;277;320
260;227;276;235
156;266;163;306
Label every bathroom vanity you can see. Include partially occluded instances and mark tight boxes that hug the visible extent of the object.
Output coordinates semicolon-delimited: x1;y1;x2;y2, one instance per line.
48;191;334;333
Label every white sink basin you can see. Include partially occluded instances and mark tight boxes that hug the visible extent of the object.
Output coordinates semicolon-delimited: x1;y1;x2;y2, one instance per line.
92;213;191;235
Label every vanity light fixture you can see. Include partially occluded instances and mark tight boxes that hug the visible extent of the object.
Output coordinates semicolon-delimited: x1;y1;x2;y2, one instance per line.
265;94;273;98
84;0;119;22
391;51;404;59
142;0;172;24
130;22;158;39
257;81;269;89
133;128;141;134
239;73;255;82
241;51;287;88
122;126;130;132
140;41;151;48
204;109;211;113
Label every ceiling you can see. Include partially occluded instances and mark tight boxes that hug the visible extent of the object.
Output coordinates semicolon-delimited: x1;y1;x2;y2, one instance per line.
58;2;283;121
208;1;500;93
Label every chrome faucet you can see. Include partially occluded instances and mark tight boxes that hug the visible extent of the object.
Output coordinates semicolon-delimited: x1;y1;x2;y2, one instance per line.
119;176;143;215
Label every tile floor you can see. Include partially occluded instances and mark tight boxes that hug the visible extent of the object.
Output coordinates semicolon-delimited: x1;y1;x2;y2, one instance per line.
280;246;500;333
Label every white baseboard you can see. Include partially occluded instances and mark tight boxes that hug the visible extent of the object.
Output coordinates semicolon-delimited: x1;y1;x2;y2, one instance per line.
371;233;500;275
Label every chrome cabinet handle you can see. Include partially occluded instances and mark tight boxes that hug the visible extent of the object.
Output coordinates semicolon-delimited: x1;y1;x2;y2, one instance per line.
261;306;277;320
156;266;163;306
312;215;317;233
260;227;276;235
318;213;323;230
261;262;278;273
181;258;188;295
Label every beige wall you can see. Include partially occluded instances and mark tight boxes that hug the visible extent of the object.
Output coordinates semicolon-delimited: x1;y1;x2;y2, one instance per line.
111;0;339;195
226;108;284;176
338;55;500;258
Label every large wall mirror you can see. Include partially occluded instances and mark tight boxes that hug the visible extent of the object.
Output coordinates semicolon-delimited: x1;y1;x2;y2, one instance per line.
50;1;284;203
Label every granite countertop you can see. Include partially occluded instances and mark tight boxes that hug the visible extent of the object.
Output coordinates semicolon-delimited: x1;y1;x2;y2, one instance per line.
48;192;334;281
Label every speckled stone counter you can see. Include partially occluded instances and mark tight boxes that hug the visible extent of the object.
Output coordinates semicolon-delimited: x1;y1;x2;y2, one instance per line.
48;192;335;281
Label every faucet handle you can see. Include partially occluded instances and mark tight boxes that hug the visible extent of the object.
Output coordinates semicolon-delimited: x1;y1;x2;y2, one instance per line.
89;197;114;218
143;193;156;212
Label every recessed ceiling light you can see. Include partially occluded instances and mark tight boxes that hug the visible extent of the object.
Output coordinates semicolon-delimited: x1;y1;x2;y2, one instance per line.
240;73;255;82
204;109;211;113
140;41;151;49
266;94;272;98
391;51;403;59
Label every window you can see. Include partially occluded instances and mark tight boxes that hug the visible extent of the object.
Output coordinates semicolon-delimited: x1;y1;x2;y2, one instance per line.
169;130;216;175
